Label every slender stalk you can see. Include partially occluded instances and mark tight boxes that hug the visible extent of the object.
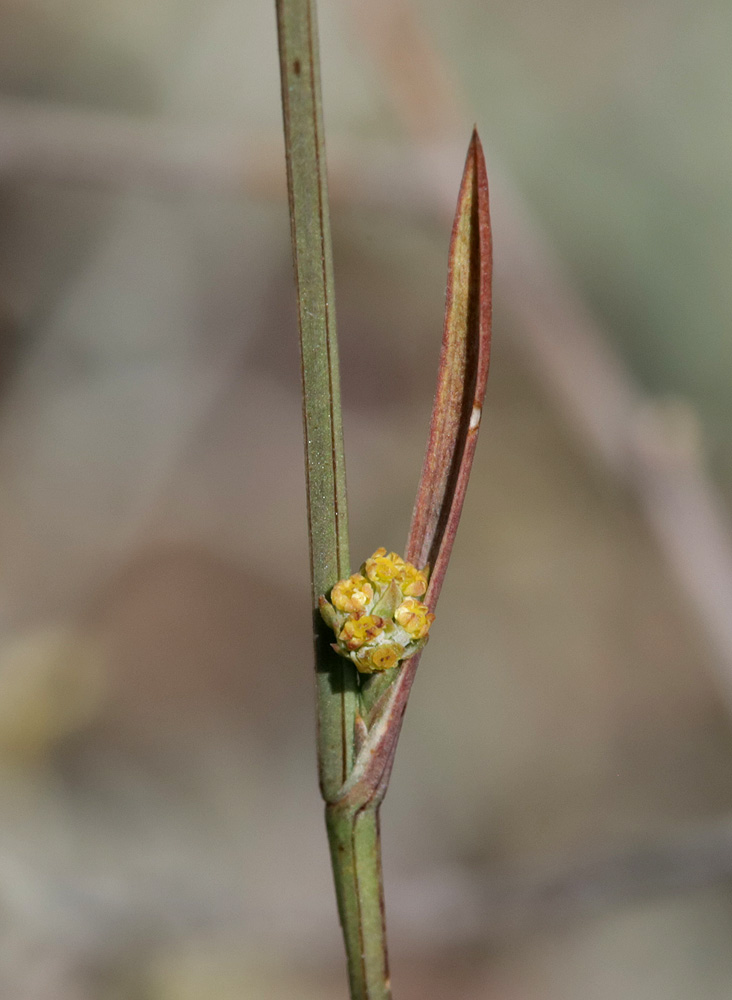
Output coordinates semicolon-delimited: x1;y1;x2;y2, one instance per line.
275;0;356;797
275;2;391;996
326;802;390;999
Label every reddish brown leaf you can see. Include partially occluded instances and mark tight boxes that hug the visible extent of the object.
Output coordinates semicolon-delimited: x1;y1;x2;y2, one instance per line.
335;130;492;809
406;128;492;612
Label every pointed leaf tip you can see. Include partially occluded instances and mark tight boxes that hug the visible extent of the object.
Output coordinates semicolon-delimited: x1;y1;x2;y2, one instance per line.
406;128;492;611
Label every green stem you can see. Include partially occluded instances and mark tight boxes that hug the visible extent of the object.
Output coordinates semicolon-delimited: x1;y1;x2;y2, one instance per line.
275;1;391;994
275;0;356;798
326;802;391;1000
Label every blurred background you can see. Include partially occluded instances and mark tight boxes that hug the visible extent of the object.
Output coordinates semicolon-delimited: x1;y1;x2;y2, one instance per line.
1;0;732;997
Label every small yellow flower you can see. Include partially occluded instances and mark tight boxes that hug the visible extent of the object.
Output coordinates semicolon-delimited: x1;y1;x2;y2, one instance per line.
394;598;435;640
364;548;406;585
400;564;429;597
331;574;374;614
339;614;385;651
356;642;404;673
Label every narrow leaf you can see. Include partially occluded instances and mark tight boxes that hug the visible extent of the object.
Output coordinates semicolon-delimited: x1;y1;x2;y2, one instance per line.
335;130;492;809
407;128;492;611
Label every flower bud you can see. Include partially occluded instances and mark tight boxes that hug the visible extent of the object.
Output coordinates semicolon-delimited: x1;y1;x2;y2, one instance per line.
356;642;405;674
364;548;406;586
339;614;386;650
400;565;428;598
394;597;435;640
331;574;374;614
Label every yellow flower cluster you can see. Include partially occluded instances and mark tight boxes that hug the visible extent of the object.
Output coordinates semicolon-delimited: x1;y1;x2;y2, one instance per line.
319;548;435;674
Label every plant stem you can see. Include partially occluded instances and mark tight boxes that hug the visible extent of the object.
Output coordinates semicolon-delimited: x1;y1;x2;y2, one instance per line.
275;1;391;994
326;803;391;1000
276;2;492;992
275;0;356;798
